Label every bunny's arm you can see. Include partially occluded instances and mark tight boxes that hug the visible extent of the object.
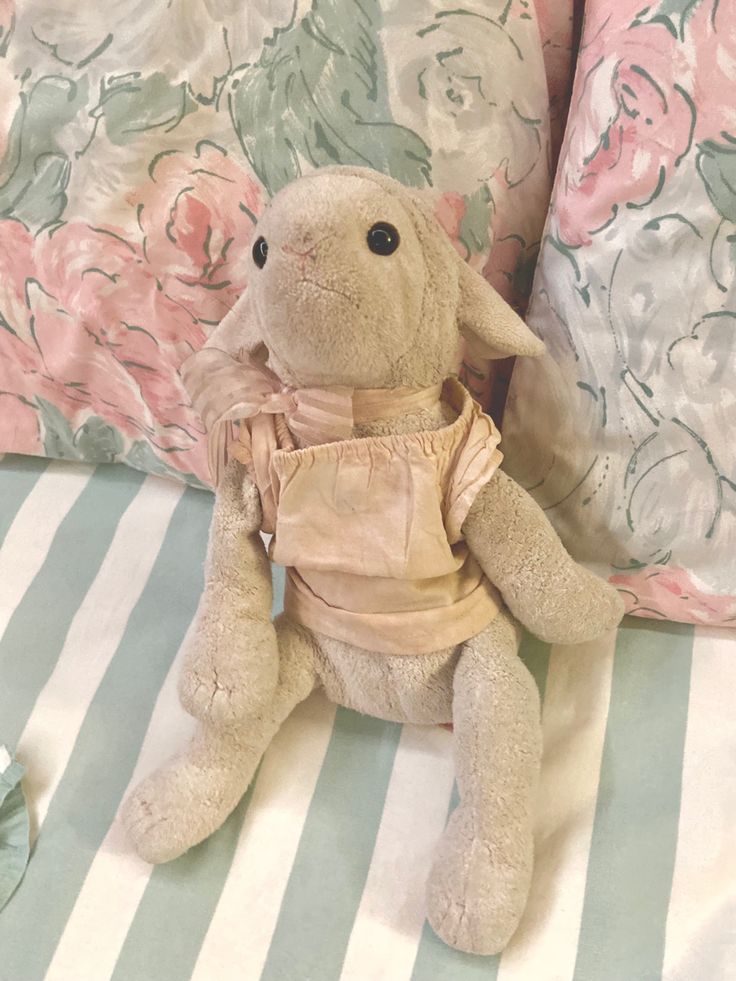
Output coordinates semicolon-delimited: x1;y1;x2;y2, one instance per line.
463;469;624;644
178;461;279;727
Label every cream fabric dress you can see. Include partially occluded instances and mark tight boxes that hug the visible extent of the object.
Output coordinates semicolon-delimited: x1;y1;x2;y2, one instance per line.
251;378;504;655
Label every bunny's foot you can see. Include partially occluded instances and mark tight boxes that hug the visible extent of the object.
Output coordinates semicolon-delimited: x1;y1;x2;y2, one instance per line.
426;611;541;954
426;804;533;954
122;723;256;864
123;615;318;863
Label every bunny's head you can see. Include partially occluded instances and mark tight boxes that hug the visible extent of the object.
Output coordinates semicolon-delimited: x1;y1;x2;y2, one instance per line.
192;167;543;390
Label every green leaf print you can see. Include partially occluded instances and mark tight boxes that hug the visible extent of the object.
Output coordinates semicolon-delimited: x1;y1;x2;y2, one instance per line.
36;401;128;465
625;421;723;549
35;398;80;461
227;0;431;195
513;245;539;301
632;0;706;40
73;417;124;463
93;72;198;146
697;141;736;223
0;7;14;57
126;441;208;490
35;401;207;480
0;749;30;913
0;75;88;230
458;186;492;255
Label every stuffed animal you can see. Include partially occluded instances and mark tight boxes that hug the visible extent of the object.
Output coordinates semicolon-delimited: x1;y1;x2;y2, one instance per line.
122;166;624;955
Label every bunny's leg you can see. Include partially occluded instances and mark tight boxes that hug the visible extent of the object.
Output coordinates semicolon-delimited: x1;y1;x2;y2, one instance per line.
122;615;319;864
426;609;542;955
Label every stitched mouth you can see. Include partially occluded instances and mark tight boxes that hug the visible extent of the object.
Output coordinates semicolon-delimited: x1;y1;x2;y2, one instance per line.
297;275;352;302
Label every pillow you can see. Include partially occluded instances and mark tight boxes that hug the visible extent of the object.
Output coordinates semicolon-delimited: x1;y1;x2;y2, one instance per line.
0;0;560;486
502;0;736;625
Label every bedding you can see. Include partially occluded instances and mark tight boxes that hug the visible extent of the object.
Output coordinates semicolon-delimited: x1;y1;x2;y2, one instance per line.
0;0;565;480
0;745;28;912
502;0;736;624
0;452;733;981
6;0;731;625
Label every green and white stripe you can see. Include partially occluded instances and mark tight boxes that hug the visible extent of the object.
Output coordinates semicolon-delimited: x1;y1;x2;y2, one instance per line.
0;455;733;981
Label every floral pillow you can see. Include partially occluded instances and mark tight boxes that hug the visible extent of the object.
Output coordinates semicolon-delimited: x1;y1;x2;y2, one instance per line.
0;0;567;486
502;0;736;625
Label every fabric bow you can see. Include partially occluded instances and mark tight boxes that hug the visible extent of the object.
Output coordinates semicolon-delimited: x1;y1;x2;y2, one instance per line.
181;348;354;486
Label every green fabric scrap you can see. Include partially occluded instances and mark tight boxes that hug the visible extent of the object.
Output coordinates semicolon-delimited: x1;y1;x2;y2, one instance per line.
0;746;30;911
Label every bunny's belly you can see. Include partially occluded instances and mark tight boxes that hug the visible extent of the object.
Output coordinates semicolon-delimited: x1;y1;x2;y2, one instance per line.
309;628;459;725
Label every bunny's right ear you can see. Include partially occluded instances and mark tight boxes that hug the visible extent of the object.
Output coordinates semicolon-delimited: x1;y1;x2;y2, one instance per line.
457;261;545;359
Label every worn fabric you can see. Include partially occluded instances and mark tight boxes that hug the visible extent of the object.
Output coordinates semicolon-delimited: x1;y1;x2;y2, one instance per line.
0;454;733;980
263;379;503;655
181;347;444;494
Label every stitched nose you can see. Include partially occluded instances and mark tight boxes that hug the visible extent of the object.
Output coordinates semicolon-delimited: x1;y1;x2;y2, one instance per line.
281;242;317;265
281;231;330;259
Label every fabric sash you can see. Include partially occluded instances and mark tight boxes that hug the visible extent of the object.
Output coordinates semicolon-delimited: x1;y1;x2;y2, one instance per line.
181;347;444;487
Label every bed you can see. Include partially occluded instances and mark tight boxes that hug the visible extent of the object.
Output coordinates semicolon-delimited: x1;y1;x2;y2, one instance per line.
1;453;733;981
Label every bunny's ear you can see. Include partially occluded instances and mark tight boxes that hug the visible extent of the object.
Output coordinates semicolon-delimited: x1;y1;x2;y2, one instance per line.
180;291;264;415
180;292;265;486
457;261;545;359
199;291;264;358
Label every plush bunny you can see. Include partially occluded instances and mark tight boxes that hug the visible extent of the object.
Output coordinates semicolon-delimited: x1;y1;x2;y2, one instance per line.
122;167;623;955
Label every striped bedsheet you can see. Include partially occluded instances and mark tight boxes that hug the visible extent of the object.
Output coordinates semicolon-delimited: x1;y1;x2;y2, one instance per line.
0;454;733;981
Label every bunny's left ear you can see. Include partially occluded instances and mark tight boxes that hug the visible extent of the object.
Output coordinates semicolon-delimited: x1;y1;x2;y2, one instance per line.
457;261;545;359
180;292;265;409
197;292;264;359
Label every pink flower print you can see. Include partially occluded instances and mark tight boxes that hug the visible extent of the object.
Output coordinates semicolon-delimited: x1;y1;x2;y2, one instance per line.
689;1;736;144
130;142;263;323
0;393;40;452
35;222;204;355
35;224;207;450
28;288;143;437
0;219;34;339
0;299;91;442
555;5;695;246
612;566;736;626
433;192;467;258
533;0;576;163
0;216;209;479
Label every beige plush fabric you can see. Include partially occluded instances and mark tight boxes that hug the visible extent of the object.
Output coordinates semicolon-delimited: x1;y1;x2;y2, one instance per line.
122;167;624;957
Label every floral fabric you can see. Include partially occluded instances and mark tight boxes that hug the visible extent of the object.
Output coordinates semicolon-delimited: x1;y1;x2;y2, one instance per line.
0;745;29;913
503;0;736;625
0;0;565;486
8;0;732;626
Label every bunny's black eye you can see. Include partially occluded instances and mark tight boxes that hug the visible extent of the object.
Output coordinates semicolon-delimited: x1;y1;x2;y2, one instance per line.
367;222;400;256
252;236;268;268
